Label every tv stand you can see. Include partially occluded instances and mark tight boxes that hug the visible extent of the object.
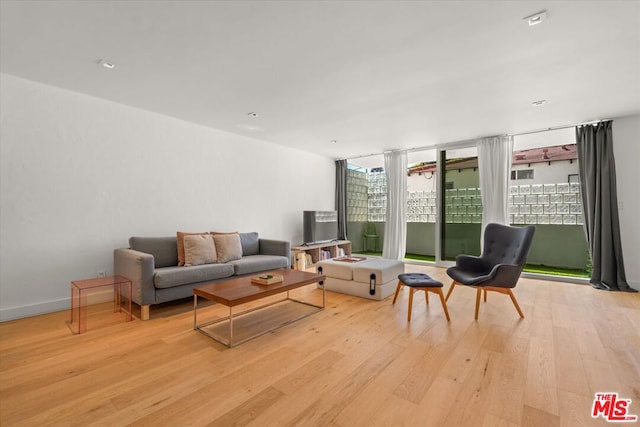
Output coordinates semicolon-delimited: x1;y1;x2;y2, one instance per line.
291;240;352;269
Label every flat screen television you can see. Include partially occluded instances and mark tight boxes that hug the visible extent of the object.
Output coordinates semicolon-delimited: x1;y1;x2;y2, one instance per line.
303;210;338;244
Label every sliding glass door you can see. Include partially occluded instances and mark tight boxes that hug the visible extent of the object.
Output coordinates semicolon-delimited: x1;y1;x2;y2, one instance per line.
510;129;589;277
439;146;481;261
345;130;589;278
346;155;385;254
405;149;437;261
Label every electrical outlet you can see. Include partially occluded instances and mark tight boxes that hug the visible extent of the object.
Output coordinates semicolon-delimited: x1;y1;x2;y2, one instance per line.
98;270;106;278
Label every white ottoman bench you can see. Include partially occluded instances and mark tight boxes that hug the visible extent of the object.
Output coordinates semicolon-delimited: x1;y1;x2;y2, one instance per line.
317;258;405;300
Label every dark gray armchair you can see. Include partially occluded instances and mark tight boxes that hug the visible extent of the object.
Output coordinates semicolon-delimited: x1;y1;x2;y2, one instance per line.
445;223;535;320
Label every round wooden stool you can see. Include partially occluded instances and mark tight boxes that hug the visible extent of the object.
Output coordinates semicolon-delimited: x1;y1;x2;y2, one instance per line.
393;273;451;322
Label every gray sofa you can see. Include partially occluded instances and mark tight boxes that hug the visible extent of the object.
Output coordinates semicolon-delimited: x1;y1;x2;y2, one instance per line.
113;232;290;320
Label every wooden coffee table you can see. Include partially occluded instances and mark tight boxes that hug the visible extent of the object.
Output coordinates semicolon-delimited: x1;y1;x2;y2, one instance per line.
193;269;326;347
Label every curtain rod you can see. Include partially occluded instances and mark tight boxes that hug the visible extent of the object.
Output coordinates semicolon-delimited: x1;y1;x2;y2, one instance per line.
338;119;609;161
508;118;610;137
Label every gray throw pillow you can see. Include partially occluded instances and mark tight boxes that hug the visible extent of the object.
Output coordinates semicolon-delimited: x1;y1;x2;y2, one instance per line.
239;232;259;256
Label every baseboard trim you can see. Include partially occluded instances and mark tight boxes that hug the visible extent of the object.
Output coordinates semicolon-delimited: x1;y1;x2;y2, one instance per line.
0;290;114;322
0;298;69;321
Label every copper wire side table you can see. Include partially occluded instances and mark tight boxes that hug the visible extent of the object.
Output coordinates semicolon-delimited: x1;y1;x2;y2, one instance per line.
70;275;132;334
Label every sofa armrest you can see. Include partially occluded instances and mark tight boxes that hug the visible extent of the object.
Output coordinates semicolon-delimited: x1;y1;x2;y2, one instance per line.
259;239;291;267
113;248;155;306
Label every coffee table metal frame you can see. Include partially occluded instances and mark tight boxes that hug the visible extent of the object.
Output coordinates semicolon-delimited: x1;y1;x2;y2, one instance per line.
193;269;325;347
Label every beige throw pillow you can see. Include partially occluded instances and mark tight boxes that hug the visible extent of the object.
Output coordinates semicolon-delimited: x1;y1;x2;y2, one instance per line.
177;231;209;266
213;233;242;263
183;234;217;266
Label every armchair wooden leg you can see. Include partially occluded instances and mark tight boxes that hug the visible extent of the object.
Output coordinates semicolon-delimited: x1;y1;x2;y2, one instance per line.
141;305;150;321
483;289;487;302
408;288;415;321
445;281;457;302
424;288;429;305
474;288;482;320
507;289;525;318
392;281;402;304
436;289;451;322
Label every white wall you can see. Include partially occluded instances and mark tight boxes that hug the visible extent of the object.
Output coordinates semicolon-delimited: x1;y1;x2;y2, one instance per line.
0;74;335;320
613;114;640;290
511;160;579;184
407;172;437;193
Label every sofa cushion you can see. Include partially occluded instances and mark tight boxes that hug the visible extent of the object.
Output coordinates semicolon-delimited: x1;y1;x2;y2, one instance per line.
239;232;259;256
177;231;209;266
129;236;178;268
230;255;289;276
213;233;243;263
154;264;234;289
184;234;217;266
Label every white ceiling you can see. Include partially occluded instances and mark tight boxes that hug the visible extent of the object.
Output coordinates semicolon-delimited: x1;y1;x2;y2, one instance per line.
1;1;639;160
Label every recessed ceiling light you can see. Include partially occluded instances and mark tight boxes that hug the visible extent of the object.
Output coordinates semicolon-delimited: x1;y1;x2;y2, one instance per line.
524;10;547;26
531;100;547;107
97;59;117;69
247;112;258;118
330;140;337;144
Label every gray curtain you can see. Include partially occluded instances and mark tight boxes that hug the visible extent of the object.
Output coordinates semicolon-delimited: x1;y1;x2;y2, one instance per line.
576;121;635;292
335;159;348;240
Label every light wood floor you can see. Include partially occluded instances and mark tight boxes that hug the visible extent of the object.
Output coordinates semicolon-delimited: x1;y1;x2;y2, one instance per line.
1;265;639;426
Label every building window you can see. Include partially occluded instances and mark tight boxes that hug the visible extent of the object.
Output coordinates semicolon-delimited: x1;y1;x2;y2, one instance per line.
511;169;534;180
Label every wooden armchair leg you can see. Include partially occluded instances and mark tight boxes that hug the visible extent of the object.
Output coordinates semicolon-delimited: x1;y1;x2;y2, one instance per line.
483;289;487;302
141;305;150;321
507;289;525;318
436;289;451;322
445;281;457;302
474;288;482;320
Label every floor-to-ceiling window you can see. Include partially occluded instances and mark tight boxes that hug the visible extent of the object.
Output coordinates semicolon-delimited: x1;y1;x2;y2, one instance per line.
346;155;385;254
347;152;439;259
347;147;480;263
439;146;481;261
405;149;438;261
511;128;589;277
345;130;589;278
